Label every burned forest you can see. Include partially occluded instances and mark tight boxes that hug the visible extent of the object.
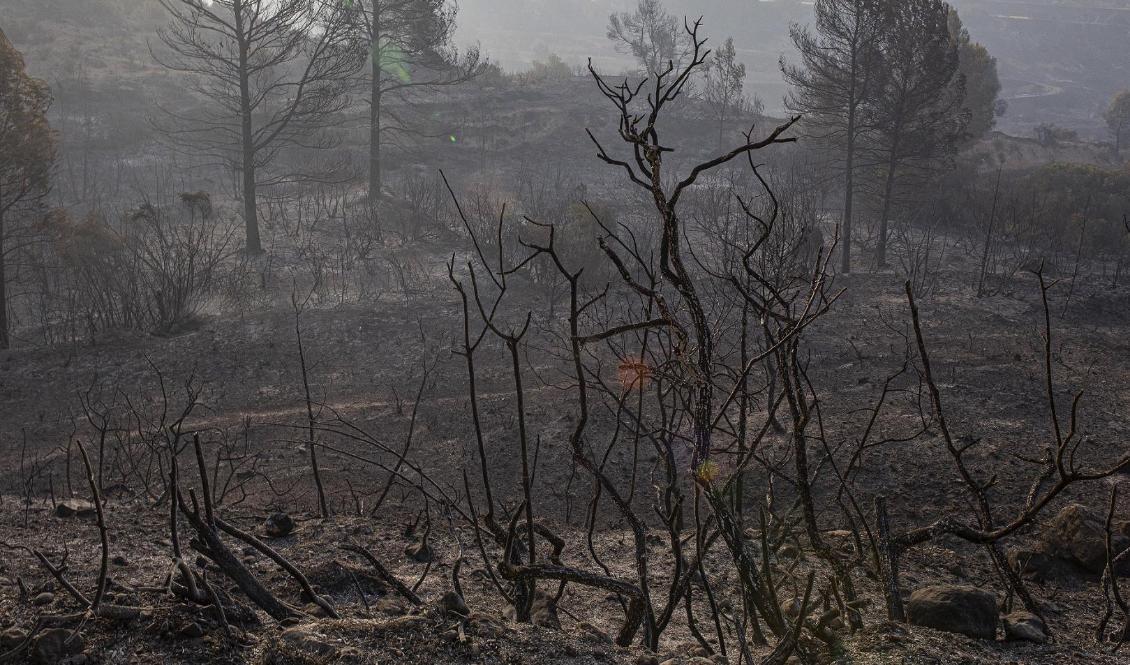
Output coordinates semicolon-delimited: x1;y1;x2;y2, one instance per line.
2;1;1130;664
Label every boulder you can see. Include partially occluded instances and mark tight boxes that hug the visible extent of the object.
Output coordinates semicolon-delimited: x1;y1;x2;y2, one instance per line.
1003;611;1047;643
906;585;997;640
264;512;295;538
30;628;84;665
531;592;560;629
505;591;560;629
438;591;469;617
279;626;337;658
54;500;96;519
0;627;27;649
404;539;433;563
1040;503;1130;574
1006;546;1062;582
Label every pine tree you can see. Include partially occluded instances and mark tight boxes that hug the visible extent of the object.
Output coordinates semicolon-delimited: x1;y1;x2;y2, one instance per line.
782;0;886;274
344;0;481;201
866;0;968;267
0;29;55;350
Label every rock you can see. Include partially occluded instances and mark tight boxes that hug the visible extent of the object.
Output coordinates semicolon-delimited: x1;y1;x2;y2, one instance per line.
280;626;337;658
30;628;84;665
54;500;96;519
404;539;433;563
634;655;659;665
1003;611;1047;643
531;593;560;630
505;592;560;629
0;627;27;649
304;602;332;618
373;596;408;616
111;555;128;567
779;597;804;618
32;592;55;606
906;585;998;640
1040;503;1130;574
178;622;205;639
577;621;610;644
264;512;295;538
439;591;469;616
1006;547;1061;581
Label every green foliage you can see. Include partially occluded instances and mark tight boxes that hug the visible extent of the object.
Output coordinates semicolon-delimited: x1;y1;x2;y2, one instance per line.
1104;90;1130;153
607;0;686;74
948;9;1003;141
1033;123;1077;147
0;29;56;216
519;54;575;83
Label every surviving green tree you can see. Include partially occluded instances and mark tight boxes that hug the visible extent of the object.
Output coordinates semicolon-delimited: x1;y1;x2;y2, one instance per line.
782;0;886;274
0;29;55;350
342;0;481;201
865;0;968;268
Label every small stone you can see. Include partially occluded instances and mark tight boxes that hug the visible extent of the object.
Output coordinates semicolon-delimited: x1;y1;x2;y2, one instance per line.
30;628;84;665
780;597;803;618
264;512;295;538
531;593;560;630
54;500;96;519
32;592;55;606
1003;611;1047;643
305;600;333;618
439;591;469;616
111;555;128;567
0;627;27;649
404;539;433;563
634;655;659;665
178;622;205;639
577;622;610;643
373;596;408;616
280;626;337;657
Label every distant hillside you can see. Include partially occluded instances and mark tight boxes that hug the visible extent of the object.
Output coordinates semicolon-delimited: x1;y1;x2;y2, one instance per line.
457;0;1130;140
2;0;196;155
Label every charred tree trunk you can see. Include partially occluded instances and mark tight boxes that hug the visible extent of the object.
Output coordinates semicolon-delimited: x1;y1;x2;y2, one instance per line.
0;198;8;351
234;5;261;254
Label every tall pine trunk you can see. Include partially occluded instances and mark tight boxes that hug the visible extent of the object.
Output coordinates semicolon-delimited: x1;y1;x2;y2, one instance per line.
369;52;383;201
843;109;856;274
0;199;8;350
877;138;901;269
236;5;262;254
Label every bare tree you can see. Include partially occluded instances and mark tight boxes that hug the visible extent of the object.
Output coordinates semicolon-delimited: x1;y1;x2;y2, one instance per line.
343;0;481;201
153;0;361;253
